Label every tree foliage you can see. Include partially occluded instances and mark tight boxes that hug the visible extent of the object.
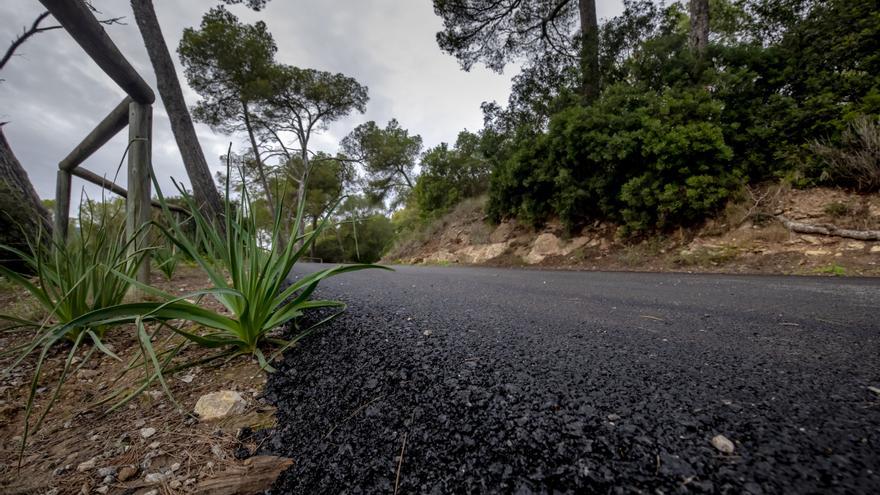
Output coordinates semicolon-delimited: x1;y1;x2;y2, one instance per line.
412;131;492;217
178;7;277;133
482;0;880;234
341;119;423;208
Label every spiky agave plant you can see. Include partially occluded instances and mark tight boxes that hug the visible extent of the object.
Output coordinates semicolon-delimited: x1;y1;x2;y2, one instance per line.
152;244;179;281
1;200;147;462
132;154;388;369
0;199;144;342
9;152;388;459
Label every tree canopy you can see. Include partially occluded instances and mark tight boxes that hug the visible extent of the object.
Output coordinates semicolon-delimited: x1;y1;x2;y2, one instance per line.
341;119;423;209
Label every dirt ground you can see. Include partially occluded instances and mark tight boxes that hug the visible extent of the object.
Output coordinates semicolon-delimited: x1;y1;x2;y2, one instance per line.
385;186;880;277
0;266;285;495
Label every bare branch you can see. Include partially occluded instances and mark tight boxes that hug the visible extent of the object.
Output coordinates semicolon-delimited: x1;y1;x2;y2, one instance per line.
1;9;125;74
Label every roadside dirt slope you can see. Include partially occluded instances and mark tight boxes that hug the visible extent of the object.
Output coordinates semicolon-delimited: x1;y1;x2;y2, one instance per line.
384;186;880;276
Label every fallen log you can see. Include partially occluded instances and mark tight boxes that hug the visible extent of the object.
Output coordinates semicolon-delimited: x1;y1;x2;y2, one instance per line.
776;215;880;241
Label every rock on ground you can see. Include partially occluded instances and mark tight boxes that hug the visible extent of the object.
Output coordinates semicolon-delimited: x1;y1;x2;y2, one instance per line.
194;390;247;421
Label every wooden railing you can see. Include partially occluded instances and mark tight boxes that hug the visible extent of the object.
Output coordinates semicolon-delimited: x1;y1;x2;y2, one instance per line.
42;0;159;285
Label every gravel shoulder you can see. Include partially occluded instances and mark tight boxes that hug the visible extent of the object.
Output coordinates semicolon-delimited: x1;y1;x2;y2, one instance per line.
265;264;880;494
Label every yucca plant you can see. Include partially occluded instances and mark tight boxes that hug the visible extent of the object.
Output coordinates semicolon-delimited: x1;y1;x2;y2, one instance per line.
153;244;179;280
8;152;386;459
0;199;144;341
108;171;384;370
1;201;146;461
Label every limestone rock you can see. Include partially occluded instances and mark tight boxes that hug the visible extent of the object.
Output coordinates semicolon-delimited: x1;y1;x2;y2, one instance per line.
489;221;515;243
457;242;507;264
805;249;830;256
76;457;97;472
194;390;247;421
525;233;563;264
711;434;735;454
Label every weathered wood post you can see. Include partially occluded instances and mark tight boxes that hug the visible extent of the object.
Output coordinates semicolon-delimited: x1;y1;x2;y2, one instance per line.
126;102;152;289
54;169;72;241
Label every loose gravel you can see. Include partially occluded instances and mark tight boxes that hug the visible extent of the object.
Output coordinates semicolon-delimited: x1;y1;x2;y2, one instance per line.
264;265;880;494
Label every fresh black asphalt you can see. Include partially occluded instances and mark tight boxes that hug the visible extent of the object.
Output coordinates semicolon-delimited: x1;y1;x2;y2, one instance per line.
264;264;880;494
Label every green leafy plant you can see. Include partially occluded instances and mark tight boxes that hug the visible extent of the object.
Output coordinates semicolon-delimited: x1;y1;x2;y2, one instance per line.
0;200;142;341
153;245;180;280
6;153;387;461
815;263;847;277
823;202;852;218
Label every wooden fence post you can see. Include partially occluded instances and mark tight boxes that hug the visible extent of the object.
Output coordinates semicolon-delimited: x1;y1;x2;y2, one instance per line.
126;101;152;291
54;169;72;241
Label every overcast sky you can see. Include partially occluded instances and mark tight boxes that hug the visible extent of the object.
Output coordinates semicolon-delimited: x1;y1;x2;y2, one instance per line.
1;1;625;205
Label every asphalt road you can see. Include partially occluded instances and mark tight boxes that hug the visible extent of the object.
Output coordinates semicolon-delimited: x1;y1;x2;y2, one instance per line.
265;264;880;494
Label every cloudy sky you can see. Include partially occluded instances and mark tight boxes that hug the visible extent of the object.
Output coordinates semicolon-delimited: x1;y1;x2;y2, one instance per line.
1;0;625;205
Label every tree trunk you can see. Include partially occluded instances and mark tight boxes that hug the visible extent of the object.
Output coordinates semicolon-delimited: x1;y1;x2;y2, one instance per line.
0;128;52;271
241;102;277;221
689;0;710;57
294;150;310;250
309;215;318;259
577;0;599;103
130;0;224;221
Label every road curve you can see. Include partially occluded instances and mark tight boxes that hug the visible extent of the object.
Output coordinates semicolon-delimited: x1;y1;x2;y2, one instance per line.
265;264;880;494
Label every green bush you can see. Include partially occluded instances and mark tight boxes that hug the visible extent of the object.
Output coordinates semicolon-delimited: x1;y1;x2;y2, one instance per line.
412;130;492;218
489;84;737;233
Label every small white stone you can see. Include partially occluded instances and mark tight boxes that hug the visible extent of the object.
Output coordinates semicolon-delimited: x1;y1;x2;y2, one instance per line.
76;457;97;472
140;427;157;439
95;486;109;494
144;490;158;495
170;462;181;472
144;472;168;484
169;480;182;489
805;249;830;256
96;467;116;477
711;434;735;454
211;444;226;460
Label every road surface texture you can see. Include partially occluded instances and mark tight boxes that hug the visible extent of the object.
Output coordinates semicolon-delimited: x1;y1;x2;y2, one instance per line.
264;264;880;494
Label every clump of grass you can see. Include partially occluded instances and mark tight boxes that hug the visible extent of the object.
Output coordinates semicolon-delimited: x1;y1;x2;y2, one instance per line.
674;245;739;267
815;263;847;276
0;199;143;341
823;201;851;218
1;200;146;461
153;245;180;281
617;237;665;266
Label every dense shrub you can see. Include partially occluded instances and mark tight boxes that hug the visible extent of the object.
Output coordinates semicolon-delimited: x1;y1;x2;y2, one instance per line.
412;131;492;218
489;84;737;233
486;0;880;232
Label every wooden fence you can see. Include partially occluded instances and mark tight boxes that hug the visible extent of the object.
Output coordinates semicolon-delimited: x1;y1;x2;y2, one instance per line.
42;0;161;285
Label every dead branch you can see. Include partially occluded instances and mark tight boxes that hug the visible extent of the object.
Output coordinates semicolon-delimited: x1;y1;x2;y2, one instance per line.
1;7;124;73
776;215;880;241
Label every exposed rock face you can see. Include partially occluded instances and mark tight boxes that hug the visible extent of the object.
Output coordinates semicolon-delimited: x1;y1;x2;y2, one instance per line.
524;233;590;264
489;221;516;244
194;391;247;421
525;233;562;264
458;243;507;264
